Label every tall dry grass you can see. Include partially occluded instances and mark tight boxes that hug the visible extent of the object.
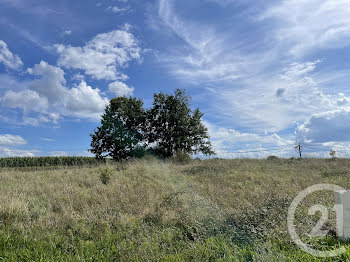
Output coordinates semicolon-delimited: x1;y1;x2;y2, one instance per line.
0;157;349;260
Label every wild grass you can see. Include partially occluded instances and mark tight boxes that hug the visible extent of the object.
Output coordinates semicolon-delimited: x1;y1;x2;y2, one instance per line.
0;158;349;260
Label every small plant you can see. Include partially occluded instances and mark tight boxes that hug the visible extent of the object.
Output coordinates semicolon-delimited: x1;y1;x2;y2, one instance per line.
330;149;336;159
99;168;113;185
171;150;192;164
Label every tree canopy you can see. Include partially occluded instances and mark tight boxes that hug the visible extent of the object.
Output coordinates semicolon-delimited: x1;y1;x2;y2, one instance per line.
90;97;145;161
90;89;214;160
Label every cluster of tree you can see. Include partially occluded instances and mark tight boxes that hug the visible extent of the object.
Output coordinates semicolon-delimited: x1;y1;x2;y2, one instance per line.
90;89;214;160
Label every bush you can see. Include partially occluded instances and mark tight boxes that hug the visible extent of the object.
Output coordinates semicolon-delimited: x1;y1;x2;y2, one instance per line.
99;168;113;185
267;156;279;161
141;153;160;162
171;150;192;164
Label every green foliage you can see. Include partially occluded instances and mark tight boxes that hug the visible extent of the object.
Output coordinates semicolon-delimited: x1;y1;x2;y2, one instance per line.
90;96;146;161
0;156;103;168
147;89;214;158
171;150;192;164
90;89;214;161
99;168;113;185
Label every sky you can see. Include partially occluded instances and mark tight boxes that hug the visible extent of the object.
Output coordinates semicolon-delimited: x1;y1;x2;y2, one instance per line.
1;0;350;158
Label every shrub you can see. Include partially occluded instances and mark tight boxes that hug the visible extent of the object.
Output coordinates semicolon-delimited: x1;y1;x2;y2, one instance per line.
171;150;192;164
99;168;113;185
141;153;160;162
330;149;336;159
267;156;279;161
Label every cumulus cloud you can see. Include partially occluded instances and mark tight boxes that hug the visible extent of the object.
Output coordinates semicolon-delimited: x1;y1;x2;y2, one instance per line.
0;133;35;159
65;80;109;118
27;61;67;104
0;40;23;70
0;134;26;146
28;62;108;118
1;61;109;120
1;89;48;113
55;29;141;80
38;113;61;124
108;81;134;97
296;108;350;143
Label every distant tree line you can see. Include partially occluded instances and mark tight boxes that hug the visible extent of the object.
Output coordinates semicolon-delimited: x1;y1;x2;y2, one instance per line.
90;89;214;161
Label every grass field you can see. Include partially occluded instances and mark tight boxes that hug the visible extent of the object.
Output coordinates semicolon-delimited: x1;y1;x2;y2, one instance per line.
0;157;350;261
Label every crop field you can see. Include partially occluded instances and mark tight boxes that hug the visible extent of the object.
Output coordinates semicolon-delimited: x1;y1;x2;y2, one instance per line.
0;156;104;168
0;157;349;261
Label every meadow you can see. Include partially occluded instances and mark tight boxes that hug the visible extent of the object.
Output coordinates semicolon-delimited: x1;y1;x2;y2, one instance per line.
0;157;350;261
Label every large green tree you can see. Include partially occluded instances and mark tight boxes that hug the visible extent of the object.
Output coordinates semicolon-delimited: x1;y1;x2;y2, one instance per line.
90;89;214;160
147;89;214;158
90;97;146;161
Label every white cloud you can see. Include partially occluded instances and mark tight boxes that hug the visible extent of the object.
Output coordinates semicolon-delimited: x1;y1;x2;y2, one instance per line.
51;151;68;156
108;81;134;97
27;61;67;104
107;6;129;13
38;113;61;124
207;60;350;132
1;61;109;120
40;138;54;142
23;117;40;126
49;113;61;123
0;74;29;90
205;121;294;158
148;0;350;156
0;40;23;70
152;0;350;151
63;30;72;36
0;134;35;158
0;134;26;146
1;89;48;113
296;108;350;143
155;0;265;84
0;147;37;157
261;0;350;56
56;29;141;80
65;80;109;118
71;73;85;81
27;62;108;119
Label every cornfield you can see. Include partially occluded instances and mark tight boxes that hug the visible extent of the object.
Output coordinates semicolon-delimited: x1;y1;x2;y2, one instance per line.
0;156;105;168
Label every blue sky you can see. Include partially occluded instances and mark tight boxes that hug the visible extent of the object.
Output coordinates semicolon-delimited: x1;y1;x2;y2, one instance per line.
1;0;350;158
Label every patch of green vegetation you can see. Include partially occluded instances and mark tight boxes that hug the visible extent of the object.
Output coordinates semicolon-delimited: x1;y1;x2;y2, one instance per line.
0;156;105;168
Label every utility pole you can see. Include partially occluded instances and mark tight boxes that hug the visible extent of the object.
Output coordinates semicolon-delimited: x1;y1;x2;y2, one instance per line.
294;144;303;159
